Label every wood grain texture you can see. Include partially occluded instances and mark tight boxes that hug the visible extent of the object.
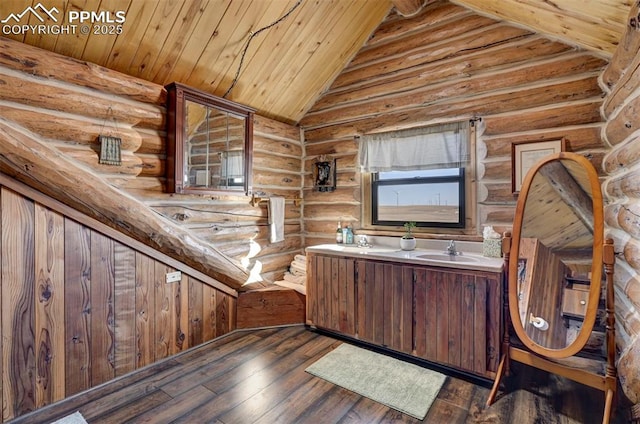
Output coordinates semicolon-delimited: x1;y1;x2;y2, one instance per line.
0;179;240;421
0;39;303;288
236;288;305;329
601;3;640;405
63;219;92;397
1;188;36;420
114;243;136;377
34;204;65;408
5;327;631;424
308;253;502;378
90;231;116;386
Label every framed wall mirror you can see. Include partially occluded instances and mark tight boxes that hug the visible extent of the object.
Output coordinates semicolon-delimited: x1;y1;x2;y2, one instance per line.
487;152;617;424
165;82;254;195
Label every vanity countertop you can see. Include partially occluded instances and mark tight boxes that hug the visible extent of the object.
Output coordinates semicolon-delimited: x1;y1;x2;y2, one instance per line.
306;237;504;273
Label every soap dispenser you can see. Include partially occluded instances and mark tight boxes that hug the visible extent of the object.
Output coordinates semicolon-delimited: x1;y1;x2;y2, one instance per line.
345;225;354;245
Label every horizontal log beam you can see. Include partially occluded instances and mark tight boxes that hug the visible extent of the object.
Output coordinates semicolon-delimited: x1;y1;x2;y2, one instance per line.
0;69;164;130
0;37;165;105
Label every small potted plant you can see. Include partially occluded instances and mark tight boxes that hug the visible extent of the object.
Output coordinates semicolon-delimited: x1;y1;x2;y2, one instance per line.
400;221;417;251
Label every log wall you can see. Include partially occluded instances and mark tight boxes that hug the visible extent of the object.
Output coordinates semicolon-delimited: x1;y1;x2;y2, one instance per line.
600;1;640;407
300;1;608;244
0;36;303;287
0;176;236;422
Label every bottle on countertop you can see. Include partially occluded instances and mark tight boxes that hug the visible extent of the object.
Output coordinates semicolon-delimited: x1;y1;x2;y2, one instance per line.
336;221;343;244
345;225;354;244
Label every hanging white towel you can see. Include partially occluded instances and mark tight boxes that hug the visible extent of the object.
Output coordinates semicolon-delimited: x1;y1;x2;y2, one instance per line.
268;196;285;243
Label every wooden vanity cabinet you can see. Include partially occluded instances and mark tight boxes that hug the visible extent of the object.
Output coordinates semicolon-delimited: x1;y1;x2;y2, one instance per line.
306;255;357;336
413;267;502;377
306;252;503;379
356;261;413;354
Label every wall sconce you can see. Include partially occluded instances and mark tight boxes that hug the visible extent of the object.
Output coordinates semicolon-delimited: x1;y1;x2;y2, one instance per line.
313;157;336;192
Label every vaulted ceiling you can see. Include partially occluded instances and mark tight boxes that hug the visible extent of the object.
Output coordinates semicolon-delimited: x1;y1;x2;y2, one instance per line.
0;0;632;124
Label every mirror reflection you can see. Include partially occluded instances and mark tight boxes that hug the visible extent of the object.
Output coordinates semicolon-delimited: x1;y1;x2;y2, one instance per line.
514;157;602;351
184;100;247;191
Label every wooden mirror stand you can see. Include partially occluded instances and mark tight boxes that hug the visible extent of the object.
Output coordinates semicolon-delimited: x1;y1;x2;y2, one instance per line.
486;153;617;424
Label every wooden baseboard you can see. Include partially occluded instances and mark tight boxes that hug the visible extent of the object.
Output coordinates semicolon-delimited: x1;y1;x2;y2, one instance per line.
237;286;306;329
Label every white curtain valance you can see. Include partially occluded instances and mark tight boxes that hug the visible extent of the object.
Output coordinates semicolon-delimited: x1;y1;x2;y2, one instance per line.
358;121;469;172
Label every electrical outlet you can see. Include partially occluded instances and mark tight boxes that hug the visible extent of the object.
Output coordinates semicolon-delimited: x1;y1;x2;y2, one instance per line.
166;271;182;283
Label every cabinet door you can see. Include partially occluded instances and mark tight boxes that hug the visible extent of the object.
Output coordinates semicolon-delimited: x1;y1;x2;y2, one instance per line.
356;261;412;354
306;255;356;336
414;267;489;376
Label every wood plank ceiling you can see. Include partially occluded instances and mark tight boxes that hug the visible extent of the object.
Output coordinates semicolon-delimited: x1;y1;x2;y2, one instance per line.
0;0;633;124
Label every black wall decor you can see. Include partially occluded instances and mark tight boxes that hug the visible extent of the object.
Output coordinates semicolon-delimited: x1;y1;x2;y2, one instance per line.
313;157;336;192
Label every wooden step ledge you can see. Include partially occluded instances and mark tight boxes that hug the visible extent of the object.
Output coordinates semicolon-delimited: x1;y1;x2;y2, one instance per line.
237;285;306;329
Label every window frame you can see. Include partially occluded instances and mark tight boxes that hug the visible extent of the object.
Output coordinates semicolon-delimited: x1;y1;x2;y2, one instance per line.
371;168;466;229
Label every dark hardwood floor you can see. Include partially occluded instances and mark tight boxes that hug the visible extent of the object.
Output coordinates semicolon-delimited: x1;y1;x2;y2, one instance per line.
9;325;630;424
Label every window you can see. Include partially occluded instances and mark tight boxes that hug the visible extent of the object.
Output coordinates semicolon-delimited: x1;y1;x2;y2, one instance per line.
359;121;472;230
372;168;465;228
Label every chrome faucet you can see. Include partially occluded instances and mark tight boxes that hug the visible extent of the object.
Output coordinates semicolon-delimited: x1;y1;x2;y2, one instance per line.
446;240;460;256
357;235;372;248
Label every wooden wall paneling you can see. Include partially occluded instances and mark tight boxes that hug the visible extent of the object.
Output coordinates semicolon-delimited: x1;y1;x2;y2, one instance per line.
178;274;189;352
89;231;116;387
135;252;155;369
0;177;242;421
218;292;236;338
1;188;36;420
154;261;177;360
188;277;204;347
63;219;91;397
113;243;136;377
202;284;217;342
34;204;65;408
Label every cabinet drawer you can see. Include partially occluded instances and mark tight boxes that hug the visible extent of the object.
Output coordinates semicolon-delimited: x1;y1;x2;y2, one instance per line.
562;288;588;319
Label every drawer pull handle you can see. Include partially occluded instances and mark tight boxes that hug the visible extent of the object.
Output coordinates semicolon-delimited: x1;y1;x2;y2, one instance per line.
580;300;586;305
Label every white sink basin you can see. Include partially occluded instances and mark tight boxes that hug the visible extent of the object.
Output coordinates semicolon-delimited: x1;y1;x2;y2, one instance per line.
415;253;480;263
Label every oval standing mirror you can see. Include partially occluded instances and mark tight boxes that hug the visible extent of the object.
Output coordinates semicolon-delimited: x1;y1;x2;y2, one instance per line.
509;152;603;358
